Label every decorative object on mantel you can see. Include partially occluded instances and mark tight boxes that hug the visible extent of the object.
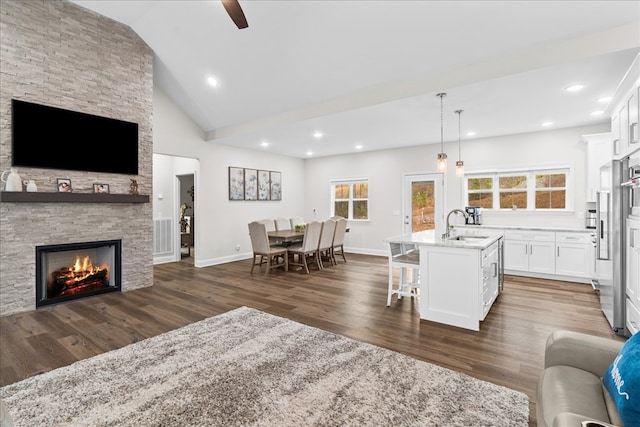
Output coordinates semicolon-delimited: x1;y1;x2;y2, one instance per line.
455;109;465;177
187;184;194;202
0;307;529;426
92;183;109;194
436;92;447;173
229;167;281;201
1;168;22;192
128;179;138;195
25;180;37;192
56;178;72;193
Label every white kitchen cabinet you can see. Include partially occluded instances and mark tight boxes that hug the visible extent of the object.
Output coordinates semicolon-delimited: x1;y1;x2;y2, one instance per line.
419;237;503;331
627;217;640;309
609;55;639;159
555;232;593;278
583;133;612;202
628;88;639;150
612;113;621;157
504;230;555;274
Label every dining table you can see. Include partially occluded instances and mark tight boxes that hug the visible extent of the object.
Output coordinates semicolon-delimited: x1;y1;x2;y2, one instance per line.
267;230;305;245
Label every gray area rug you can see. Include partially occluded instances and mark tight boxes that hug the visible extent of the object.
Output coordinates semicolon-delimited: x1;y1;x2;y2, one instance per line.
1;307;528;426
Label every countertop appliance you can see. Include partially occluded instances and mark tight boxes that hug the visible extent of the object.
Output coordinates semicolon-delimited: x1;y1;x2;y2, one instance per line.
595;157;629;335
586;209;597;229
464;206;482;225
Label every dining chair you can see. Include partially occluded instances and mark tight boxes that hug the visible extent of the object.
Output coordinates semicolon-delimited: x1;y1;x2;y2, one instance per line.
248;221;288;275
256;219;276;232
331;218;348;264
290;216;305;229
275;217;291;231
317;219;337;269
386;241;420;306
287;221;322;274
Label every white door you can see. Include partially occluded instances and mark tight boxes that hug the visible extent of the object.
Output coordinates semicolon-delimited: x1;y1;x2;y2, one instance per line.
403;174;443;235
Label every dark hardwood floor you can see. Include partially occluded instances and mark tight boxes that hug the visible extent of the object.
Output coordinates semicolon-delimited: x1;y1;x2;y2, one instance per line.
0;254;625;426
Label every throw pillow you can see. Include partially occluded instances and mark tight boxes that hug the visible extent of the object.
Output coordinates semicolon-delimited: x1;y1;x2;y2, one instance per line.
602;331;640;426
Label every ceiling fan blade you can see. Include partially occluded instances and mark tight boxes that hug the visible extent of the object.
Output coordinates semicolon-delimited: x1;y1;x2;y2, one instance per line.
221;0;248;29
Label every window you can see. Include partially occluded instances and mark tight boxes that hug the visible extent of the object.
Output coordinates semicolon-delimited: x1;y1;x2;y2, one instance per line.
465;167;570;211
467;177;493;209
331;179;369;220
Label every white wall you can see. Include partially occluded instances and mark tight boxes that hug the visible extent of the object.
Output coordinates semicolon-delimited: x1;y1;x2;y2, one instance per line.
304;123;609;255
153;85;305;266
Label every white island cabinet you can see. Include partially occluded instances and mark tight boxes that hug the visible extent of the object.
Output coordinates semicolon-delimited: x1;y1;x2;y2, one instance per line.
384;230;504;331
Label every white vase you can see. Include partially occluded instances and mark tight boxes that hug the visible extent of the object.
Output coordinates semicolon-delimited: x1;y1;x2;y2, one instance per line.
0;168;22;192
26;180;37;192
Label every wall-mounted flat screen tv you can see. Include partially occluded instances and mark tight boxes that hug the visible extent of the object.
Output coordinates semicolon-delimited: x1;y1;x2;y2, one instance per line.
11;99;139;175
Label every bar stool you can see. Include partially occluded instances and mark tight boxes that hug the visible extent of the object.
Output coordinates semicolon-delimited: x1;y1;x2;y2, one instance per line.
387;242;420;306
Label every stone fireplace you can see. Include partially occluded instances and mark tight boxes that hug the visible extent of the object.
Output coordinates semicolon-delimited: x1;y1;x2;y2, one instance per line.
36;239;122;307
0;1;154;316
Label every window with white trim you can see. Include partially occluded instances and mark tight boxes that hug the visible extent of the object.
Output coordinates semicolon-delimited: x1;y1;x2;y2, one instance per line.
465;167;570;211
331;179;369;220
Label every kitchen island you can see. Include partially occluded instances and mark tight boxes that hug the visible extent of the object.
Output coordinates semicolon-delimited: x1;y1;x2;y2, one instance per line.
384;229;504;331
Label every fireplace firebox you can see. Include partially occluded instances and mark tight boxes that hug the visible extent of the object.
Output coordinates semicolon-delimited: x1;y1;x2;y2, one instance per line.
36;240;121;307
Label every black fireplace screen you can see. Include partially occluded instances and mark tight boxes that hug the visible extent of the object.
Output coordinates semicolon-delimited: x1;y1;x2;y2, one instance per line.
36;240;121;307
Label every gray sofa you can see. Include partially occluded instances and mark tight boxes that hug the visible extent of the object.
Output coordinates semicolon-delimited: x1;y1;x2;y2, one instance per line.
537;330;625;427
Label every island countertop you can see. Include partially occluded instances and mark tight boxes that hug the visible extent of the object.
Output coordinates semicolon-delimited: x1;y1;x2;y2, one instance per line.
384;229;504;250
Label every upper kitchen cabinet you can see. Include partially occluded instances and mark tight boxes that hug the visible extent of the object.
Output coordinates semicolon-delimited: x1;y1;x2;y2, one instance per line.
608;54;640;159
583;132;612;202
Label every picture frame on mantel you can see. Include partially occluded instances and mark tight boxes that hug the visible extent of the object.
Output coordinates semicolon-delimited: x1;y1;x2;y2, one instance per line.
228;167;244;200
57;178;72;193
93;183;109;194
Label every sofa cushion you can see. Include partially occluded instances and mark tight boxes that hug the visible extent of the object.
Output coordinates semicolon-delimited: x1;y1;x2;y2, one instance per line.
539;365;613;426
602;331;640;426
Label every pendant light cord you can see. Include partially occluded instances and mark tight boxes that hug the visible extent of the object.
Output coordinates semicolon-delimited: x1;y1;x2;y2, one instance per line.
456;109;463;159
437;93;446;152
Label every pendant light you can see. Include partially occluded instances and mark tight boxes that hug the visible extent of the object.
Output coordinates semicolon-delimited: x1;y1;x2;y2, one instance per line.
436;93;447;173
455;109;464;177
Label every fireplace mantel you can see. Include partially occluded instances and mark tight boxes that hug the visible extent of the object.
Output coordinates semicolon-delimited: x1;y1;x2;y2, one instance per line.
0;192;149;203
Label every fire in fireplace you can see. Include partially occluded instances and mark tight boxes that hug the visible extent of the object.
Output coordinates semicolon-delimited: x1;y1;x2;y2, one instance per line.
36;240;121;307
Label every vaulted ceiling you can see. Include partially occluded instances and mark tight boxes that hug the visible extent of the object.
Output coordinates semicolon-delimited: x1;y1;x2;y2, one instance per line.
71;0;640;158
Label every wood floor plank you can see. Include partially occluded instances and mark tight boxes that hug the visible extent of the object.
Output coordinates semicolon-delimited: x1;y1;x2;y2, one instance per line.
0;254;627;427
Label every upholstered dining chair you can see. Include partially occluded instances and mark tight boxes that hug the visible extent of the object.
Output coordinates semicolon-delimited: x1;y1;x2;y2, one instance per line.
290;216;305;229
317;219;337;269
287;221;322;274
275;217;291;231
331;218;348;264
248;221;288;275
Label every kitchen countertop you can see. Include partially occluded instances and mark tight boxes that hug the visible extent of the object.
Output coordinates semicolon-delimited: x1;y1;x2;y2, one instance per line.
384;229;504;250
459;224;595;233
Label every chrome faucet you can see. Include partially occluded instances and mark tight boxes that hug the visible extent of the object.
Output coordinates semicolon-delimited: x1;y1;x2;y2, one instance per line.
443;209;469;239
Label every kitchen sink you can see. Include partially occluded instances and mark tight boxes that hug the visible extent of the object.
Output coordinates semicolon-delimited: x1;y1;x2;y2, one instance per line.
448;235;490;241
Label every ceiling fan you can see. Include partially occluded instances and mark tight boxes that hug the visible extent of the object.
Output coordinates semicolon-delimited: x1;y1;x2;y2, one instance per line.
221;0;248;29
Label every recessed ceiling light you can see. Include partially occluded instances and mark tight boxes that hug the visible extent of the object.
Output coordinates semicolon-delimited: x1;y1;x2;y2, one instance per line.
313;131;323;139
565;84;585;92
355;145;363;150
260;141;269;147
597;96;612;104
542;121;553;127
590;110;605;116
207;76;218;87
306;151;313;156
466;131;476;137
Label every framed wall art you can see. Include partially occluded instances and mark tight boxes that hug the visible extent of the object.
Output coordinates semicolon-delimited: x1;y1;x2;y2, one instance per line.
244;168;258;200
258;170;270;201
228;167;244;200
270;171;281;201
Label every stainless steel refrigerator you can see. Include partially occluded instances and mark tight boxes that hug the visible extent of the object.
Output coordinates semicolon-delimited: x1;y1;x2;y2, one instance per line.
595;158;629;335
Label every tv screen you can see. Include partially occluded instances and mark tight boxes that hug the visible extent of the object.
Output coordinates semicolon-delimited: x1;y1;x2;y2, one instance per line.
11;99;139;175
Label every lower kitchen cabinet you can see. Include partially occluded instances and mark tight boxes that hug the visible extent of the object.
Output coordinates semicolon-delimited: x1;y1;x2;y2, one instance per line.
627;217;640;316
555;232;593;278
504;230;555;274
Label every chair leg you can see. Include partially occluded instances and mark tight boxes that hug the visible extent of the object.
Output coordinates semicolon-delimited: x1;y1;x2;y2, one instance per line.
387;258;394;306
302;253;310;274
317;250;324;270
251;253;257;274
